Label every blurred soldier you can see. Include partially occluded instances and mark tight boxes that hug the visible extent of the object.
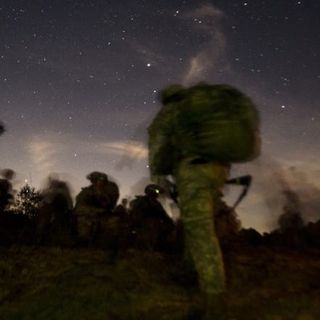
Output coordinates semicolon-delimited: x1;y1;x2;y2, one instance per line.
148;83;260;317
214;200;241;245
74;172;119;246
108;198;131;254
114;198;129;217
277;189;304;249
0;169;15;245
278;189;304;232
36;177;73;246
0;122;5;135
0;169;15;213
129;184;175;251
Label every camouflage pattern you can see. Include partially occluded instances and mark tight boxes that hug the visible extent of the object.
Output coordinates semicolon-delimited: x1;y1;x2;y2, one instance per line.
148;82;260;296
175;84;260;163
148;101;178;176
74;175;120;246
175;158;228;295
148;83;260;176
76;215;100;243
85;171;120;212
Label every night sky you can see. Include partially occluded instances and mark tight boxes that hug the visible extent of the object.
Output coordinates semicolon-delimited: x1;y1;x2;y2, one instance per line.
1;0;320;231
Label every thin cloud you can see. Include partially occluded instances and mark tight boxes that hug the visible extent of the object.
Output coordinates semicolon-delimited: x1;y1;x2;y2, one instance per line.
193;4;224;19
129;40;164;67
182;4;227;84
96;141;148;160
27;135;148;172
236;154;320;231
27;137;57;172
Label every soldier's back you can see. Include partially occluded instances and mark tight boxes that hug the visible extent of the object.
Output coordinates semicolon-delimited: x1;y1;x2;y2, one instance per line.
0;179;12;212
105;181;120;211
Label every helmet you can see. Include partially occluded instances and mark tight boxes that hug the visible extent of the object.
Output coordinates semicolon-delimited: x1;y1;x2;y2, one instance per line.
144;184;164;197
160;84;186;105
86;171;108;183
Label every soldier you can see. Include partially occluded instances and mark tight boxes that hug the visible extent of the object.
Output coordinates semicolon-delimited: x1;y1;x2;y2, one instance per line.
109;198;131;254
215;199;241;244
36;177;73;246
278;189;304;232
148;83;260;317
129;184;175;251
73;171;119;246
0;122;5;136
114;198;129;217
0;169;15;213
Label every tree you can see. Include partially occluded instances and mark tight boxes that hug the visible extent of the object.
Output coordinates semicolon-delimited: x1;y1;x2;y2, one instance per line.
11;184;42;218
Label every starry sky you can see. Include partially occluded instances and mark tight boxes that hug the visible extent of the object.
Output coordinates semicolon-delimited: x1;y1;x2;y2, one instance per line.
1;0;320;231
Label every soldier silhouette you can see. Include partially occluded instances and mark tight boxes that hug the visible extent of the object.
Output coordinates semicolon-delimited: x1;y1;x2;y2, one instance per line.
0;169;15;213
74;172;119;247
129;184;175;251
148;83;260;318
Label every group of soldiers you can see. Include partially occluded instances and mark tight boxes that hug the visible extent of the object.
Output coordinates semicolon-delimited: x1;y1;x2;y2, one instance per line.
0;169;177;254
1;82;261;318
72;172;176;254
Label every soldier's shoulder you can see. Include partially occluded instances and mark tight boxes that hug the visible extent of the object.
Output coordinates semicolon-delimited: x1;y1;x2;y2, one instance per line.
76;186;92;197
130;195;144;204
107;181;119;190
80;186;91;192
132;195;143;201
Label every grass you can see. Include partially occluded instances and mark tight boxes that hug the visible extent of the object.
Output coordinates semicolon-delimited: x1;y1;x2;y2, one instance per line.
0;243;319;320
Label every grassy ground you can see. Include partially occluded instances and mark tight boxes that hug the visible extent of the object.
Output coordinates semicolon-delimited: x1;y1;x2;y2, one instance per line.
0;244;319;320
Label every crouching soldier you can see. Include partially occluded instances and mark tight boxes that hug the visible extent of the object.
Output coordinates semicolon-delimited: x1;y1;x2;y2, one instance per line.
36;177;73;246
74;171;120;247
129;184;175;252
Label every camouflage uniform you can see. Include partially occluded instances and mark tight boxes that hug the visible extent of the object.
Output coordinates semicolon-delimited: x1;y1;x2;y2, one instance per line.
74;186;106;243
148;83;260;298
175;159;228;294
74;172;120;246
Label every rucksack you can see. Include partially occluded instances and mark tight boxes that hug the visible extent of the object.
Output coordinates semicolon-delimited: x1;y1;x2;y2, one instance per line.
174;84;260;163
149;84;261;176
